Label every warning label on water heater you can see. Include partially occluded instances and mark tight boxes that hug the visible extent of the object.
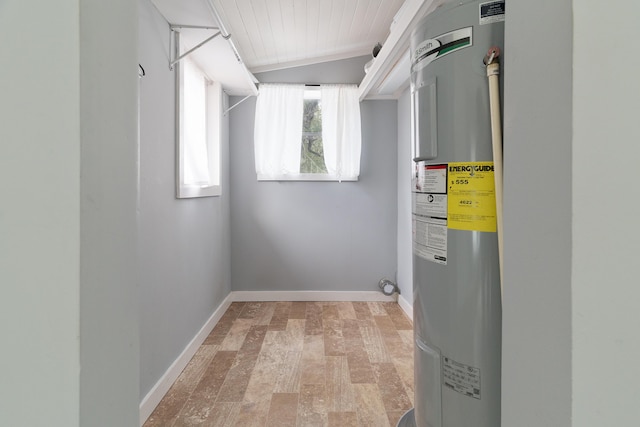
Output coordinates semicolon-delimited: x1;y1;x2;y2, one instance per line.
442;355;481;400
413;215;448;265
447;162;497;232
412;163;449;265
479;0;505;25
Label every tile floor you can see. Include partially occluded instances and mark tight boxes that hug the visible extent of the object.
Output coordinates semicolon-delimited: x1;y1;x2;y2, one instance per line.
144;301;414;427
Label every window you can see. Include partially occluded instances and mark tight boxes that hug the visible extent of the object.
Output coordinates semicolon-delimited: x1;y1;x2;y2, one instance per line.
176;54;221;198
300;88;326;174
254;83;361;181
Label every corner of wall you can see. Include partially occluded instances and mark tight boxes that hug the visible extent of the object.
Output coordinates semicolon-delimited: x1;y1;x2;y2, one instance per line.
139;294;234;425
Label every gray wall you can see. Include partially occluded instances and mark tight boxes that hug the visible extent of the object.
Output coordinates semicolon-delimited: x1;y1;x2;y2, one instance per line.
396;88;413;303
1;1;140;426
0;1;82;425
138;0;231;399
501;1;573;425
572;1;640;424
229;58;398;293
80;1;140;425
256;56;372;84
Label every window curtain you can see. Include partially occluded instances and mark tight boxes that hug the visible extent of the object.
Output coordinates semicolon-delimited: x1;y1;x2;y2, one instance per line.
254;84;305;178
182;56;210;185
321;84;362;180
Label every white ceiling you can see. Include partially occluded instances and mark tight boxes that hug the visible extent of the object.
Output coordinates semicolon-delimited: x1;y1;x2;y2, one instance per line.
211;0;406;73
152;0;404;73
150;0;419;97
152;0;259;95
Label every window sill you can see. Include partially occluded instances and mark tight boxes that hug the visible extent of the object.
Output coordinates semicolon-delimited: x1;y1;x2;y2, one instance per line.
257;173;358;182
177;184;221;199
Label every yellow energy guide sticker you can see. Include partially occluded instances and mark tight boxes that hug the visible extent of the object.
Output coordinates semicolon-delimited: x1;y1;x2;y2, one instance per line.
447;162;497;232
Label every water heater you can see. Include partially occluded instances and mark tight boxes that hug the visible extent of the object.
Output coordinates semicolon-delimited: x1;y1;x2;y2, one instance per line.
404;1;504;426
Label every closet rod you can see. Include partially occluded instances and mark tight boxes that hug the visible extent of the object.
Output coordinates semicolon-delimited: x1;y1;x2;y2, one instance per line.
170;24;219;30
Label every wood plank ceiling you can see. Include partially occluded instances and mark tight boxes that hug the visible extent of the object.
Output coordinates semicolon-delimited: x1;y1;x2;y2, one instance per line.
211;0;406;73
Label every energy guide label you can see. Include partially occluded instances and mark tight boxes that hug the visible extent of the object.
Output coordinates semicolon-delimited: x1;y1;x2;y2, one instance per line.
447;162;497;232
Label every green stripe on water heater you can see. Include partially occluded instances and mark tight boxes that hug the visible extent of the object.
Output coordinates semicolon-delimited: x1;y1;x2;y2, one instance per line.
412;27;473;67
437;38;471;57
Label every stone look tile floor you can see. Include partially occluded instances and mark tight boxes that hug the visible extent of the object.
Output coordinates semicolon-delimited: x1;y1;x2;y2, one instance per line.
144;301;414;427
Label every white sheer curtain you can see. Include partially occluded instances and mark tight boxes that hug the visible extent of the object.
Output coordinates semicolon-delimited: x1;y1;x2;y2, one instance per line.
254;84;305;179
321;84;362;180
182;56;210;185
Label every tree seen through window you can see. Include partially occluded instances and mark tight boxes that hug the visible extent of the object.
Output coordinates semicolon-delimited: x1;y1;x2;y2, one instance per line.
300;92;327;174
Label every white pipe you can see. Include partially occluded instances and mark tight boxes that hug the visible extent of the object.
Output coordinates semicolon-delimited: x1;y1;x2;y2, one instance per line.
486;58;504;300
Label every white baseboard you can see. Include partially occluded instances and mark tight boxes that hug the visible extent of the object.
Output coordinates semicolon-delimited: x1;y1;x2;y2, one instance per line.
230;290;396;302
397;293;413;321
139;293;233;426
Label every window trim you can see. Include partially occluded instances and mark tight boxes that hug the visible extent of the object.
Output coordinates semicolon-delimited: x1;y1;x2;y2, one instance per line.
257;173;358;182
175;34;222;199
